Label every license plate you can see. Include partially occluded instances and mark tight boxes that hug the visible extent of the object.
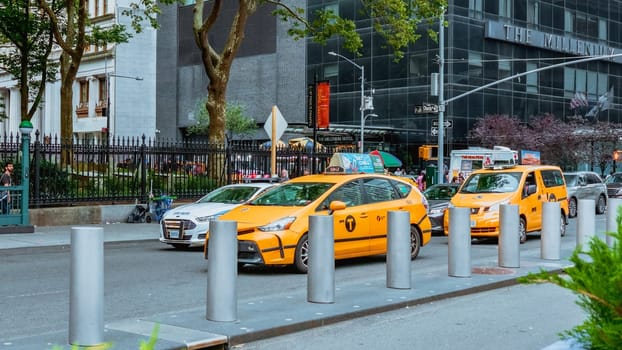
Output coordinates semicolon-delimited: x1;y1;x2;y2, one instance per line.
470;220;476;227
168;230;180;239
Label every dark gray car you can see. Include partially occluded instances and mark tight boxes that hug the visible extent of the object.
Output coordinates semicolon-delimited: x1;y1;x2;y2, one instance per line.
423;183;460;235
605;172;622;200
563;171;607;218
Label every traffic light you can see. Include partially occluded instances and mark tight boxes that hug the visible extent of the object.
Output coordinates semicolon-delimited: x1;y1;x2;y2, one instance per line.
418;145;438;160
419;146;431;160
614;150;621;161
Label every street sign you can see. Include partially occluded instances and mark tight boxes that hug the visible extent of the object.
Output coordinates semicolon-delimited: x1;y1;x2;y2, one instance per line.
432;119;453;128
414;103;439;114
264;106;287;141
431;126;438;136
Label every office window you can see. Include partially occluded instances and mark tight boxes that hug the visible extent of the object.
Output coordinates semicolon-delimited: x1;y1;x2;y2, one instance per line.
527;0;539;25
499;0;512;18
565;10;574;33
564;68;575;92
99;78;107;103
599;19;607;40
576;69;587;93
468;52;482;67
526;62;538;93
79;81;89;103
469;0;483;19
323;63;338;78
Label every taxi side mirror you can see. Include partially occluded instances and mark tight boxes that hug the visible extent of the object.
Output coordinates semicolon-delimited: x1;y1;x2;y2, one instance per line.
328;200;347;215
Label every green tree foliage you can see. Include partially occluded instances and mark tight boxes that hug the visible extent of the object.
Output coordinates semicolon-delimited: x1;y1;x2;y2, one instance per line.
186;99;256;143
519;207;622;349
0;0;59;122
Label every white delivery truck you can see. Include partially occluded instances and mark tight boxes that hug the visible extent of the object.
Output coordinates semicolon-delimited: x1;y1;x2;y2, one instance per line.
449;146;518;180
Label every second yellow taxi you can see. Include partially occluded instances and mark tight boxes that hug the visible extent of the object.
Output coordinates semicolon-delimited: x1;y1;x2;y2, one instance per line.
204;153;432;273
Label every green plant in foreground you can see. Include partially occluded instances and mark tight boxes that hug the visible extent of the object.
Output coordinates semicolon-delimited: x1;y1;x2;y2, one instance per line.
50;324;159;350
519;209;622;349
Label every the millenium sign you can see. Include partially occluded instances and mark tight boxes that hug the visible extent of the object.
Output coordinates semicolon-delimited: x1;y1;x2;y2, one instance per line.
485;20;622;64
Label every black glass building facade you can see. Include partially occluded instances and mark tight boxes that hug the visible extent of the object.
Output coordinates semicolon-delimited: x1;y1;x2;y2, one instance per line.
307;0;622;166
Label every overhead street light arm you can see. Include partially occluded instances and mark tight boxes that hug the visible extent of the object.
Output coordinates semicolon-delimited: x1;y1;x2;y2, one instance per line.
444;53;622;105
328;51;363;70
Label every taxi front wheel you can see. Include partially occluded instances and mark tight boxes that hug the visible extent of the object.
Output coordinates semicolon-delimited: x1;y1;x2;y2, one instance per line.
294;234;309;274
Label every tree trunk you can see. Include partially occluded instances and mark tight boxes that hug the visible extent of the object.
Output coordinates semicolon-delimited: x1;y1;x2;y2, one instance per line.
59;52;75;167
206;83;227;185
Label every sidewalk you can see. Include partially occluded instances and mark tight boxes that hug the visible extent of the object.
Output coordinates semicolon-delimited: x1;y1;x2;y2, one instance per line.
0;223;581;350
0;223;159;249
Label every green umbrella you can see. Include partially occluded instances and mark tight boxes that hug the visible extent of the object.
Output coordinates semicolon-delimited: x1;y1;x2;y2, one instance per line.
369;150;402;168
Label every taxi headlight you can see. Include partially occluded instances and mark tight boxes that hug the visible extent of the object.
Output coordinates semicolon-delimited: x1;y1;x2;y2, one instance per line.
616;188;622;196
485;200;510;212
258;217;296;232
447;202;455;209
196;210;228;222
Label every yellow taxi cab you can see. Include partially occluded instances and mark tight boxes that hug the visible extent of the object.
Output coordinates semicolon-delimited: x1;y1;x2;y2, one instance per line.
444;164;568;243
204;153;432;273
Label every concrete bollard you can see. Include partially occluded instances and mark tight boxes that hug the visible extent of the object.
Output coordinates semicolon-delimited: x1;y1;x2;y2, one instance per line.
606;198;622;247
69;226;104;347
448;207;471;277
307;215;335;303
386;211;411;289
499;204;520;268
541;201;561;260
206;220;238;322
577;199;596;251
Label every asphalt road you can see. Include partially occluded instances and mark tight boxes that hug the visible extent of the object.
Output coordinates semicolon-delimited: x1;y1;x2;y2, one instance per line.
0;216;606;347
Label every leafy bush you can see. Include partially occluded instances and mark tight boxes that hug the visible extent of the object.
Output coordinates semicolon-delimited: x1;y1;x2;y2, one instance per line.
519;208;622;349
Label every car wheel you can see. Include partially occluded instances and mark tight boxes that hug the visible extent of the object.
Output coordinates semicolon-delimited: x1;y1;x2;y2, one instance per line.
171;243;189;249
145;215;152;223
519;217;527;244
596;195;607;215
294;234;309;274
410;225;422;260
568;198;577;218
560;213;567;237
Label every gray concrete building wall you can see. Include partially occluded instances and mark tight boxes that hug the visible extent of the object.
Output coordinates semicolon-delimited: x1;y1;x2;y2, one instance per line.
157;1;306;140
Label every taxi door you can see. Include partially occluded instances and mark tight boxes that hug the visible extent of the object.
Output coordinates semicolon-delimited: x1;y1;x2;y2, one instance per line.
521;171;542;231
362;177;405;254
326;180;371;258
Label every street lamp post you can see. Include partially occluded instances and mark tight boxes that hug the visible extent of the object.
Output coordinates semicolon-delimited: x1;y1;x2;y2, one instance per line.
363;113;378;152
328;51;366;153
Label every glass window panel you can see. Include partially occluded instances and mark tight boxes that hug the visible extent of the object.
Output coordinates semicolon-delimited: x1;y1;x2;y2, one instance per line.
469;0;483;19
599;19;607;40
527;0;539;25
565;10;574;32
576;69;587;92
499;0;512;18
587;71;598;97
468;52;482;67
564;68;575;92
598;73;608;95
324;64;338;78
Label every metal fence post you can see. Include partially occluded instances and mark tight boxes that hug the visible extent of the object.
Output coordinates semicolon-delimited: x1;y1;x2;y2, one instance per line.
448;207;471;277
606;198;622;247
541;201;561;260
308;215;335;303
69;227;104;347
386;211;411;289
499;204;520;268
577;199;596;251
206;220;238;322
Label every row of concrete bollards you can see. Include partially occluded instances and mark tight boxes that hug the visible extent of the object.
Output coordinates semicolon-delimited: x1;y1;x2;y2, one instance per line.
67;199;621;346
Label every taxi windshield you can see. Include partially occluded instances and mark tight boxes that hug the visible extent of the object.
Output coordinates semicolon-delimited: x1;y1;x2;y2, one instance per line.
197;186;261;204
460;172;521;194
250;182;333;206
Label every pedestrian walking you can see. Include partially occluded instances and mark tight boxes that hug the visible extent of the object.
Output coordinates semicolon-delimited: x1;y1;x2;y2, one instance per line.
1;161;14;214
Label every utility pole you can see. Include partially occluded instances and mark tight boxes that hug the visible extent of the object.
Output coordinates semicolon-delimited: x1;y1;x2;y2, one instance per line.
436;10;445;184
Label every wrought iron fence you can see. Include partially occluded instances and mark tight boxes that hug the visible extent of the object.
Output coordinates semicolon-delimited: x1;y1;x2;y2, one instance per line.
0;132;351;207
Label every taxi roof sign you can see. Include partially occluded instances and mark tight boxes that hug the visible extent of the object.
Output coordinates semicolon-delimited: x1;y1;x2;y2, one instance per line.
325;153;385;174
